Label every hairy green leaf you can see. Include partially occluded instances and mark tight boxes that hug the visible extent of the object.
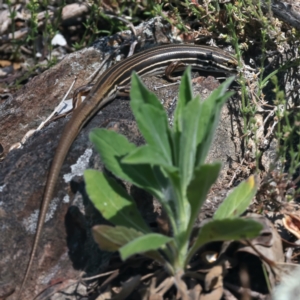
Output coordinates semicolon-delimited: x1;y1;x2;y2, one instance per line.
123;145;177;171
163;167;187;236
187;218;263;264
187;163;221;234
174;66;193;132
119;233;173;260
128;104;172;165
84;170;150;232
89;129;167;200
214;175;257;219
130;71;165;113
179;95;202;189
92;225;143;251
196;77;235;166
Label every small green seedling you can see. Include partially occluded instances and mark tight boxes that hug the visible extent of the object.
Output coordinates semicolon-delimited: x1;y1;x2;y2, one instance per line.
84;67;262;277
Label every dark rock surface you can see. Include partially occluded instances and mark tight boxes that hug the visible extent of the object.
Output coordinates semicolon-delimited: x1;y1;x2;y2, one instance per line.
0;19;241;300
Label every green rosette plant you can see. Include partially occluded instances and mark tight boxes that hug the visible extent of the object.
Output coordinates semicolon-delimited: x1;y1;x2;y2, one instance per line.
84;67;262;279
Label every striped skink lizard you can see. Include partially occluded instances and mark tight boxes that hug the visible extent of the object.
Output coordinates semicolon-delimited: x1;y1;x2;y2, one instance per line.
19;43;238;296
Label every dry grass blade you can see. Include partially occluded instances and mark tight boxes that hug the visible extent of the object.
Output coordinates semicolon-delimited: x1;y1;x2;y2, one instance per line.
174;271;189;300
154;276;175;295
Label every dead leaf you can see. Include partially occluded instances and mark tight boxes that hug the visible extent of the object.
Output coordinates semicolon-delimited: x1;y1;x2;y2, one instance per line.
13;62;22;70
236;214;284;287
200;286;223;300
154;276;174;295
239;214;284;263
204;265;223;291
282;214;300;239
174;271;189;300
0;60;11;67
188;284;202;300
149;296;163;300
